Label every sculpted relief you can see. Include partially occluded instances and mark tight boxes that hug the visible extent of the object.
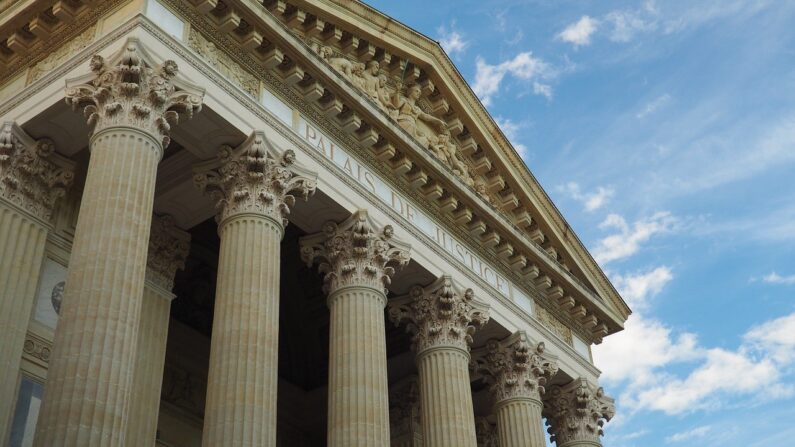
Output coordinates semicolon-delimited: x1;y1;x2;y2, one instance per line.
311;43;493;203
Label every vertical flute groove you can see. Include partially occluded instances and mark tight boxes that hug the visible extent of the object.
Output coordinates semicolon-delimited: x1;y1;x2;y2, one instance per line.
34;130;160;447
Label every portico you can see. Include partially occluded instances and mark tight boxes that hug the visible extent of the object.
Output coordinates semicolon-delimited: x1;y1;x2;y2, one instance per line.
0;1;628;446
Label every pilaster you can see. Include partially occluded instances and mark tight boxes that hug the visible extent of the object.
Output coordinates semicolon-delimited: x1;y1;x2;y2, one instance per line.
0;122;74;443
389;276;490;447
125;215;190;447
195;131;316;447
33;39;203;447
543;378;615;447
301;210;410;447
472;331;558;447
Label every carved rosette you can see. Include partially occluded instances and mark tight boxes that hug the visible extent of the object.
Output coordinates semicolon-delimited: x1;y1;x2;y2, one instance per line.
194;131;317;228
544;378;615;446
472;331;559;404
64;39;204;151
300;210;411;295
0;122;75;222
146;214;191;291
389;276;490;354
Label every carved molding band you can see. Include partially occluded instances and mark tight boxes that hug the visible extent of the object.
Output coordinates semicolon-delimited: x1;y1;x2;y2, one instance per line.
0;122;75;223
147;214;191;291
472;331;559;404
389;275;490;353
300;209;411;295
544;378;615;446
23;333;53;365
64;38;204;150
194;130;317;228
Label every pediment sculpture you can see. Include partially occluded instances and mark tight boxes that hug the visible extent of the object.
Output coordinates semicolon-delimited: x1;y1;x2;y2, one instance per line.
311;43;494;203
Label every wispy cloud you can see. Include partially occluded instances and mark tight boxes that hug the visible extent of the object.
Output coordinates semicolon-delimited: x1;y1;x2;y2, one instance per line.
495;116;529;158
611;266;673;310
558;16;599;47
761;272;795;285
606;8;658;42
472;52;553;105
666;425;711;443
592;212;678;264
437;22;468;57
559;182;615;212
637;94;672;118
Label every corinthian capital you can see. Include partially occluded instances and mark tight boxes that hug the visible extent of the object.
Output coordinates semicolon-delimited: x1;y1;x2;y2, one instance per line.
194;131;317;228
389;276;490;353
0;122;75;223
64;38;204;150
300;210;411;295
544;378;615;446
146;215;191;292
472;331;559;404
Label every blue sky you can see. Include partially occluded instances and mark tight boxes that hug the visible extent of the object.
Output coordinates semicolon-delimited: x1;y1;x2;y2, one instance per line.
364;1;795;445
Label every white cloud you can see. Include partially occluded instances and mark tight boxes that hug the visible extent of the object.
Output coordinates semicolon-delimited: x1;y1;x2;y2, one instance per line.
637;93;672;118
666;425;711;443
762;272;795;285
611;266;673;310
606;9;657;42
472;52;553;105
592;212;678;264
558;15;599;47
559;182;615;212
495;116;529;158
437;23;468;56
745;313;795;364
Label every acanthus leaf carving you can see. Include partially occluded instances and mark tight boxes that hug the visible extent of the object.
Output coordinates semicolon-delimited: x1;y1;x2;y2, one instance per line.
543;378;615;446
472;331;559;404
147;214;191;291
194;130;317;228
0;122;75;222
64;38;204;150
389;275;490;353
299;209;411;295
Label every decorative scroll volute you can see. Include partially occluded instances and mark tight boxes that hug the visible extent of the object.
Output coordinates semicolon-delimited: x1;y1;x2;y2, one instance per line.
0;122;75;223
472;331;559;403
146;214;191;291
64;38;204;151
300;210;411;295
194;131;317;228
544;378;615;446
389;275;490;353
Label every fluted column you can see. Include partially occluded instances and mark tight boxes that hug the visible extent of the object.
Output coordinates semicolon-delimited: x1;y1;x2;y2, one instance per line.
0;122;74;443
301;210;411;446
389;276;490;447
125;216;190;446
34;41;203;447
472;332;559;447
195;131;316;447
543;378;615;447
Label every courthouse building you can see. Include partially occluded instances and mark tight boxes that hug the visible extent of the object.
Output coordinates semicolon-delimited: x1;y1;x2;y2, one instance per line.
0;0;630;446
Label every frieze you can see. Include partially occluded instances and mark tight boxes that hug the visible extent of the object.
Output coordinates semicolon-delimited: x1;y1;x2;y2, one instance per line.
187;26;260;97
27;25;98;85
536;305;573;345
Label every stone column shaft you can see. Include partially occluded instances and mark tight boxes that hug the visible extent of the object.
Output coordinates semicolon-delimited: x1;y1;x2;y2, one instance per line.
125;283;173;446
301;210;410;447
495;398;545;447
125;215;189;446
34;129;160;446
34;41;202;447
195;131;316;447
327;286;390;446
389;276;490;447
417;347;477;447
0;122;73;442
202;215;282;446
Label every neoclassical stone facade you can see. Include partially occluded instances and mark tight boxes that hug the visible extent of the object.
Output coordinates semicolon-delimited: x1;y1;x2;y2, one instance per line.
0;1;629;446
